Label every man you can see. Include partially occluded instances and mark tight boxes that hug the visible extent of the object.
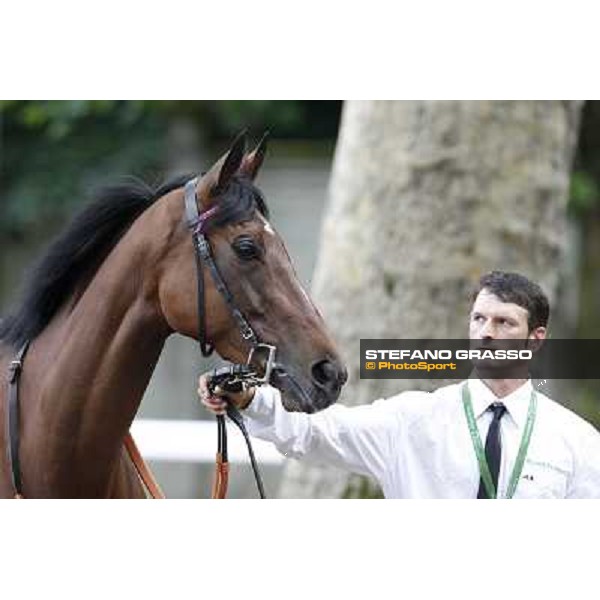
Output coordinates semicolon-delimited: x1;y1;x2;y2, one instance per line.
199;271;600;498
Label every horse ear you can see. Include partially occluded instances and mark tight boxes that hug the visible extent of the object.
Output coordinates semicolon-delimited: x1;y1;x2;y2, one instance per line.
196;131;247;205
239;132;269;180
217;130;247;191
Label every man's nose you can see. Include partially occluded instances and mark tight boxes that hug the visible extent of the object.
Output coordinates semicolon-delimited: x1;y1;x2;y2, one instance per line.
479;320;495;339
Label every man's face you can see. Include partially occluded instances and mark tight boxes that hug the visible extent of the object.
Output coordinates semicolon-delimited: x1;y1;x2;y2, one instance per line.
469;289;546;341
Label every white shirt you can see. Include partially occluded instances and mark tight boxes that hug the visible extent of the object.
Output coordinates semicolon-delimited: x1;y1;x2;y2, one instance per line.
242;379;600;498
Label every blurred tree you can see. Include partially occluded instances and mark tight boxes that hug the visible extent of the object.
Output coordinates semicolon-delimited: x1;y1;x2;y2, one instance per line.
278;100;584;499
570;102;600;339
566;102;600;421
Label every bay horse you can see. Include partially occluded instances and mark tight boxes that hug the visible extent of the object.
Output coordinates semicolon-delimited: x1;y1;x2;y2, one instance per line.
0;133;347;498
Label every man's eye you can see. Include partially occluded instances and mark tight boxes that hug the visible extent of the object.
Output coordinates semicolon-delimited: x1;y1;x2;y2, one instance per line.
232;236;261;260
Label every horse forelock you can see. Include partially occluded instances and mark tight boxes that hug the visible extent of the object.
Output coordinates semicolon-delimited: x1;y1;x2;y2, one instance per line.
200;175;269;233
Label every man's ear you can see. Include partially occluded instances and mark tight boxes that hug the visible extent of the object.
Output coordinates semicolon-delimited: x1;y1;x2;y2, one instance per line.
530;326;547;340
527;327;546;352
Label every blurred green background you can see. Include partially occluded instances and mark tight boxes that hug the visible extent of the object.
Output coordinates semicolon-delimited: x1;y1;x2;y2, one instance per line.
0;100;341;236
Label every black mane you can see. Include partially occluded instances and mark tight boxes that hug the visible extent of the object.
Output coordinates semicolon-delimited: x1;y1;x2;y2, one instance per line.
0;174;269;349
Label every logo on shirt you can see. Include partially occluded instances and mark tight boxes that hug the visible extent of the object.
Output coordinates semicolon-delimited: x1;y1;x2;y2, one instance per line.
525;459;570;476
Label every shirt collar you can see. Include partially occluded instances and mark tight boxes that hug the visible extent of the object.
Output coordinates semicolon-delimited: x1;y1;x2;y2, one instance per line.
468;377;533;428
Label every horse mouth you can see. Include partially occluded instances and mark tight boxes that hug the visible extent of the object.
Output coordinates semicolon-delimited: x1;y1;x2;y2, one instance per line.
270;365;341;413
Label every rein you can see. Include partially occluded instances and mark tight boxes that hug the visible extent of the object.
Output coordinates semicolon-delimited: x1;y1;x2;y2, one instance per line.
3;178;269;499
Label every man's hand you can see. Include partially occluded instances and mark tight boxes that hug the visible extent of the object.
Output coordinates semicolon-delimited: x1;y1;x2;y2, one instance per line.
198;372;256;415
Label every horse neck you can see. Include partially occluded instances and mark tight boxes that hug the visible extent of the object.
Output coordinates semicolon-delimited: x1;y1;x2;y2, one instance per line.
26;207;172;497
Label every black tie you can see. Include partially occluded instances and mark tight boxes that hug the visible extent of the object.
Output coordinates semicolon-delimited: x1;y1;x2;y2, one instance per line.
477;402;507;499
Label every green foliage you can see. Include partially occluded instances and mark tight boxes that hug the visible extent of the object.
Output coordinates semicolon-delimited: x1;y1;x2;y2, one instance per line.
569;170;599;216
0;100;148;139
0;101;341;236
341;474;384;499
204;101;305;136
0;100;339;142
0;101;165;235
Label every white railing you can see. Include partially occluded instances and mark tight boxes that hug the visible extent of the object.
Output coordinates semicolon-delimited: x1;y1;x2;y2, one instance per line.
131;419;284;464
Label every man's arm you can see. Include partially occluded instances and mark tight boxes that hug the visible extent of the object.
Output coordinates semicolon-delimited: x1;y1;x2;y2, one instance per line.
244;385;402;482
198;376;402;485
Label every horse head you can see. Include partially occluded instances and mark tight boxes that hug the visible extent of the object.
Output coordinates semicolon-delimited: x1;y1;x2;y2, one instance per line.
156;133;347;413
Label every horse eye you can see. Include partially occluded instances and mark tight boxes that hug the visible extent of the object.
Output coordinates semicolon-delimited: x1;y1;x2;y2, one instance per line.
232;236;261;260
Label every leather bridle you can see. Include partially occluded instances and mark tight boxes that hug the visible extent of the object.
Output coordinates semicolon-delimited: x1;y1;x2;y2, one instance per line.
183;178;262;356
5;340;29;498
4;178;271;499
183;178;269;499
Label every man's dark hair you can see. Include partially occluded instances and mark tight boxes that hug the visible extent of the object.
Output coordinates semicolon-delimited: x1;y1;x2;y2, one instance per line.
470;271;550;331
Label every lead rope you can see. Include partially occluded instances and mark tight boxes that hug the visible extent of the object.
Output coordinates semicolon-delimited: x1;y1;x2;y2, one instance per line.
225;403;266;498
207;364;270;499
211;404;267;499
211;415;229;498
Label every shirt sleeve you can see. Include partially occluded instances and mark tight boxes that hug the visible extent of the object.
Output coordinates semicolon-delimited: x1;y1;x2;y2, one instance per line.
242;385;402;484
566;421;600;499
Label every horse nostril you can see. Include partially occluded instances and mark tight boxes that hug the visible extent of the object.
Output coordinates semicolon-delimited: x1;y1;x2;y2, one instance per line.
311;359;343;389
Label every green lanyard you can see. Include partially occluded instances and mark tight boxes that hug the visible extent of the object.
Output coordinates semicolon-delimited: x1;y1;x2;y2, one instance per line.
461;382;537;499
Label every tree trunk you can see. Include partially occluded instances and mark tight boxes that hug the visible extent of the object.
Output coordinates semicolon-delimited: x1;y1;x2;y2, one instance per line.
278;100;583;499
